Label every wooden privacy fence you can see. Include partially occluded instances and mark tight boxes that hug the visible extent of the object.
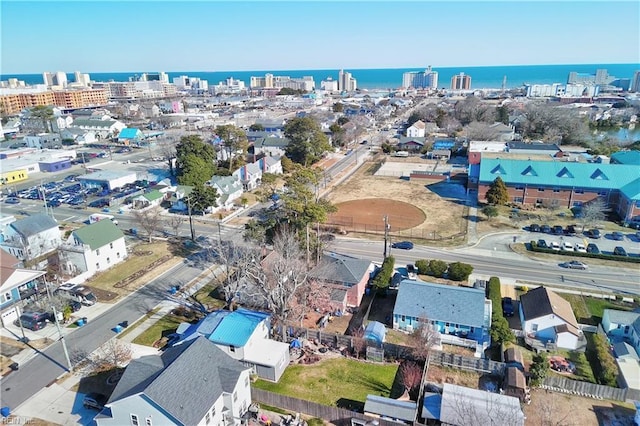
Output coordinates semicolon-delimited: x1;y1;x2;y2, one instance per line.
251;388;400;426
428;351;506;375
541;376;640;402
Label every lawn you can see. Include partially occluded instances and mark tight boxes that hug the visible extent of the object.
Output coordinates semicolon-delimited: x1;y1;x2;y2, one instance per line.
191;282;226;312
132;313;185;347
253;358;398;407
561;294;637;325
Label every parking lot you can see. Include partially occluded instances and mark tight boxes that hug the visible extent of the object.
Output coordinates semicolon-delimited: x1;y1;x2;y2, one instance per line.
525;223;640;258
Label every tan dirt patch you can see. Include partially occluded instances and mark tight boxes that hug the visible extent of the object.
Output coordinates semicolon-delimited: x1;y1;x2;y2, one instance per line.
331;199;425;231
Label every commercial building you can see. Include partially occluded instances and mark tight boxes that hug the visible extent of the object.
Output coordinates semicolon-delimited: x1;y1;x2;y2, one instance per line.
0;88;108;114
250;73;315;91
451;72;471;90
402;66;438;89
42;71;67;88
631;71;640;93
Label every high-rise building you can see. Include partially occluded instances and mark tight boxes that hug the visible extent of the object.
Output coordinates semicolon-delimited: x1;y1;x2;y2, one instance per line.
451;72;471;90
631;71;640;93
338;70;357;92
568;69;615;86
402;66;438;89
74;71;91;86
42;71;68;87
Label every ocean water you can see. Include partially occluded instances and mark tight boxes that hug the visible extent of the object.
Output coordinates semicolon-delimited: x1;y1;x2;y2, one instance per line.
2;63;638;90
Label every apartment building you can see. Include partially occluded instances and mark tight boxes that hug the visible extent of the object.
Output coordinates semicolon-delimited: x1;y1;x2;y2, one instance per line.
250;73;315;91
402;66;439;89
338;69;357;92
0;89;107;114
451;72;471;90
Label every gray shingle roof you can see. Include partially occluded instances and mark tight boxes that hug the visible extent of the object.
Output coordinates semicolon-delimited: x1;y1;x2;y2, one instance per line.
309;253;371;287
10;213;57;238
604;309;640;327
108;337;248;426
520;287;578;330
394;280;486;328
364;395;417;422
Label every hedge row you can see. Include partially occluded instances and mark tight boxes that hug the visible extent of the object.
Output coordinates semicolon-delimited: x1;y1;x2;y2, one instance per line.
413;259;474;281
529;241;640;264
589;333;618;386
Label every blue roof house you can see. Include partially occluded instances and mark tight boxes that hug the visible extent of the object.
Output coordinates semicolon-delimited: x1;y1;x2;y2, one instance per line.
117;128;144;145
171;309;290;382
393;280;492;352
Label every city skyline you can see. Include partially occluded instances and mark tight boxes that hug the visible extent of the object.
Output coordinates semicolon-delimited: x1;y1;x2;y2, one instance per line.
1;1;638;74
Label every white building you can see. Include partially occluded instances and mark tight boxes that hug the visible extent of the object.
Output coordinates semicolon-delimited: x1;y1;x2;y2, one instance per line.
406;120;426;138
338;69;357;92
209;175;244;210
321;78;339;92
60;220;127;276
1;214;61;262
210;77;246;95
96;337;253;426
402;66;439;89
23;133;61;149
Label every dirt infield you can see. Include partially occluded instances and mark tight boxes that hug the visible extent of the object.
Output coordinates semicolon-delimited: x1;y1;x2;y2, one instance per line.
330;199;426;231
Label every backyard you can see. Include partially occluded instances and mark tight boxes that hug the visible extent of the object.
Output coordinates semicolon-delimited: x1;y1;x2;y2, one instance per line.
561;293;638;325
253;357;399;409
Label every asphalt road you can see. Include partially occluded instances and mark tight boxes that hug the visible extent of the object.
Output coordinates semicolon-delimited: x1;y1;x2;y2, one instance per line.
0;261;203;410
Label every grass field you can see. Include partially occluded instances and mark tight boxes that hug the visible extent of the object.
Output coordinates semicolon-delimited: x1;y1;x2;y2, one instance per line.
131;313;185;347
253;358;398;407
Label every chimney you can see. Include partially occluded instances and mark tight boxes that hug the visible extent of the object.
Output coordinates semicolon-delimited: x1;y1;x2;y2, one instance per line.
243;164;248;180
262;158;267;172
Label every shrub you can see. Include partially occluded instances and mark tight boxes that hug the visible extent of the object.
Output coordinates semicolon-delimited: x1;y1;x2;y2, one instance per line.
490;316;514;345
482;205;499;219
428;260;448;278
591;333;618;386
488;277;503;318
530;352;549;386
415;259;430;275
372;255;395;289
447;262;474;281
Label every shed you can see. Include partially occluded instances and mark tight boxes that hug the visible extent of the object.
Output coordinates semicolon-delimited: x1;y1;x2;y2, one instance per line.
364;321;386;345
364;395;417;423
502;367;529;403
504;347;525;371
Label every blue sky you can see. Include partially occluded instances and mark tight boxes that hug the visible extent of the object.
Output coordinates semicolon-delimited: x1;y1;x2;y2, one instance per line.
1;1;638;73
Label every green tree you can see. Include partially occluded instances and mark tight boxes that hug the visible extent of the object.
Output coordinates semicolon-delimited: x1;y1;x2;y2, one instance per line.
337;116;350;125
186;185;218;213
490;316;515;344
372;256;395;290
284;117;331;166
447;262;474;281
31;105;54;132
495;105;510;125
257;172;279;202
215;124;248;171
280;165;336;230
428;260;448;278
486;177;509;205
249;123;264;131
332;103;344;113
529;352;549;386
175;135;216;186
482;205;499;219
415;259;430;275
280;156;295;173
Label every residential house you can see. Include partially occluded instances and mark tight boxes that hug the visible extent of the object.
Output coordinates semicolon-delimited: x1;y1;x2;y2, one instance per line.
171;309;290;382
95;337;253;426
210;176;244;209
0;213;61;262
477;158;640;224
246;130;283;142
231;157;282;191
0;251;46;327
393;280;491;348
117;128;145;145
68;118;125;140
602;309;640;356
60;128;97;145
422;383;524;426
257;156;283;175
308;253;374;311
24;133;61;149
254;118;286;133
406;120;426;138
519;286;585;351
132;189;165;210
168;185;193;212
396;137;426;152
59;220;127;276
489;122;516;142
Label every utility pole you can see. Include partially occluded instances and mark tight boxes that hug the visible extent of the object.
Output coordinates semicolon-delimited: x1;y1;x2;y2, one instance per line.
383;215;390;258
51;306;73;372
187;197;195;241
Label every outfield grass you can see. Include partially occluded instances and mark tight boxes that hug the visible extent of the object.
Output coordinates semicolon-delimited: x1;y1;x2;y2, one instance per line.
132;314;184;347
253;358;398;406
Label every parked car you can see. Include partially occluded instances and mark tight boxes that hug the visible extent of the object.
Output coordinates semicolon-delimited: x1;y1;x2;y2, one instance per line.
391;241;414;250
586;229;601;239
612;231;625;241
502;297;515;317
406;264;417;280
564;225;577;236
561;241;574;251
4;197;20;204
83;393;107;410
574;243;587;253
552;225;564;235
14;312;49;331
540;225;552;234
550;241;561;251
561;260;588;270
613;246;628;256
537;239;548;249
586;243;600;254
529;224;541;232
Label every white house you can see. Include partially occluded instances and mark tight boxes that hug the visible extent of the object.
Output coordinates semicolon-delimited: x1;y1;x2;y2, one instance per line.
406;120;426;138
132;189;165;210
252;137;289;158
23;133;61;149
59;220;127;276
95;337;253;426
602;309;640;358
172;309;290;382
0;251;46;327
210;175;244;209
519;286;585;351
68;117;125;139
0;214;61;261
60;128;97;145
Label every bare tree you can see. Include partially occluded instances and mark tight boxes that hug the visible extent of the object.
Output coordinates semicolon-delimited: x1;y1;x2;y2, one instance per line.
407;315;441;361
347;326;368;359
578;198;610;231
442;386;525;426
245;227;308;341
531;391;573;426
167;214;186;237
399;360;423;396
464;121;500;141
74;339;132;373
213;240;260;310
132;206;164;242
290;278;333;326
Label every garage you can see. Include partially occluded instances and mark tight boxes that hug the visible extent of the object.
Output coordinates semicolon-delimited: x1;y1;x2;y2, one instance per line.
1;306;19;327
